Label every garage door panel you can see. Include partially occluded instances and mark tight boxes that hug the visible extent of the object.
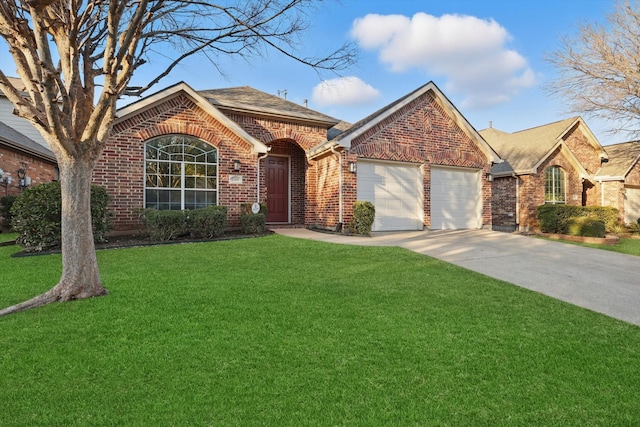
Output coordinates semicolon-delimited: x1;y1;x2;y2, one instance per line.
357;161;423;231
624;187;640;225
430;167;481;230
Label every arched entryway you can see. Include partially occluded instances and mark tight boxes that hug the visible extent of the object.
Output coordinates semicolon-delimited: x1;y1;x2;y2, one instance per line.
262;139;307;225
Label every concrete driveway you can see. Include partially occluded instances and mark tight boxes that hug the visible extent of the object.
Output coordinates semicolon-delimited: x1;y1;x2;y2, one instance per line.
273;228;640;327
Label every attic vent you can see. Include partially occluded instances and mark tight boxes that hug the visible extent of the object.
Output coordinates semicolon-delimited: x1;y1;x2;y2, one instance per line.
277;89;287;99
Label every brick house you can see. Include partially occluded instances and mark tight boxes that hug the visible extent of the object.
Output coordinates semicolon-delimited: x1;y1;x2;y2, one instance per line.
98;81;499;233
480;117;609;232
0;78;58;199
0;122;58;198
595;141;640;225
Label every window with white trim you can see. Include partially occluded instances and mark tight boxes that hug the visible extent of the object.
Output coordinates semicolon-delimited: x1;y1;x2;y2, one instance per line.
144;135;218;210
544;166;565;204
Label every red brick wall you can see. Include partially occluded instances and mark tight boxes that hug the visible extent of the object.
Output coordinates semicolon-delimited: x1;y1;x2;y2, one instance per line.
516;147;584;231
224;112;330;226
96;94;262;231
259;140;307;224
0;145;57;197
563;124;602;175
341;90;493;229
491;176;517;231
313;151;341;228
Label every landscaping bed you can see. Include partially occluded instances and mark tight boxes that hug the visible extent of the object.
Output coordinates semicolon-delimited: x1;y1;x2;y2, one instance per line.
539;232;620;245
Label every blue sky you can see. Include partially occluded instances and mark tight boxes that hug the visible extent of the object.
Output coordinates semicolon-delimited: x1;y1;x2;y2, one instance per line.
155;0;619;144
0;0;622;145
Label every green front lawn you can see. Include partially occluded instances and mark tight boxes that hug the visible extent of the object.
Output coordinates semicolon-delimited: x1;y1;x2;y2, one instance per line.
1;235;639;426
579;237;640;256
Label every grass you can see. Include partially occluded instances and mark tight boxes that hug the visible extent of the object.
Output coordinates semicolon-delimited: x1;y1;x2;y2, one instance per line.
0;232;17;243
538;235;640;257
1;235;640;426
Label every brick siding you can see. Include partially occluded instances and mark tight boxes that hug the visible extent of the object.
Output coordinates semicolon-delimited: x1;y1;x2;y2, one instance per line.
0;145;57;198
324;90;494;229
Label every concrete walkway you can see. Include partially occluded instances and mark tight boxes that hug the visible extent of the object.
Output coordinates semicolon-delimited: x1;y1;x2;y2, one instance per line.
273;228;640;327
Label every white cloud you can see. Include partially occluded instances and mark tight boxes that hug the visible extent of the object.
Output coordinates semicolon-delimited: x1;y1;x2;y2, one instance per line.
350;12;535;109
311;76;380;107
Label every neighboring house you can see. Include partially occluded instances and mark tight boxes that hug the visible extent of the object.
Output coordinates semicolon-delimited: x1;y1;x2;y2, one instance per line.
0;79;58;198
595;141;640;225
96;81;499;232
0;77;51;148
480;117;609;232
0;121;58;197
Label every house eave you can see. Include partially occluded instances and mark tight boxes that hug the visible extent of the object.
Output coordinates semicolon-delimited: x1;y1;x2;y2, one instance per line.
115;82;268;154
0;137;56;163
214;105;339;128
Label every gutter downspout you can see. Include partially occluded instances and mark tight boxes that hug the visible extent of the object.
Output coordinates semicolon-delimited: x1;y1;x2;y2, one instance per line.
330;145;343;230
257;147;272;203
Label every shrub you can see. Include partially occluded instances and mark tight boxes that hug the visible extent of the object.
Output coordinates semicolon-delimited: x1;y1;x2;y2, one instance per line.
142;209;188;241
349;200;375;235
10;182;113;252
188;206;227;238
0;195;17;230
241;213;266;234
566;216;606;238
240;203;267;234
536;204;619;234
90;185;113;242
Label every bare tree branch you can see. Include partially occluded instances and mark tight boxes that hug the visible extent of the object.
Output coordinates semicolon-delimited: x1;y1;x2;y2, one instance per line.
547;0;640;138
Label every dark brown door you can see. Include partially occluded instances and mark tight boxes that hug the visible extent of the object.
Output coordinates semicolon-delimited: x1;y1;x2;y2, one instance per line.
265;156;289;222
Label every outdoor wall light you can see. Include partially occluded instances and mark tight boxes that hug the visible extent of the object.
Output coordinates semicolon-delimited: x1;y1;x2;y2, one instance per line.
485;172;493;182
17;166;31;189
233;160;241;172
348;162;357;173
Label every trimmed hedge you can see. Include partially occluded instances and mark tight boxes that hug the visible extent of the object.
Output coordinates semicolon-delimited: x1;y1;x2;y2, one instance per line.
141;206;229;241
10;182;113;252
536;204;619;234
0;195;17;229
566;216;606;238
142;209;189;241
349;200;375;235
240;203;267;234
189;206;227;238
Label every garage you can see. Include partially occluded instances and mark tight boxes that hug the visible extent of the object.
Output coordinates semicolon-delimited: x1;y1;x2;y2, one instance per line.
357;160;423;231
430;166;482;230
624;187;640;225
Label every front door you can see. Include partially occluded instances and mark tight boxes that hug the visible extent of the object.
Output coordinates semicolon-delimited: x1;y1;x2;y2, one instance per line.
265;156;289;222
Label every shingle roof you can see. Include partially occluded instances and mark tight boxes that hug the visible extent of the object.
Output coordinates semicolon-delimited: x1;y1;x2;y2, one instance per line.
598;141;640;178
480;117;580;175
310;81;500;163
0;121;55;162
198;86;339;126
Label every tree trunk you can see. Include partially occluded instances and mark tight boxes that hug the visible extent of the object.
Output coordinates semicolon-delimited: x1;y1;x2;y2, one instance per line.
0;157;107;316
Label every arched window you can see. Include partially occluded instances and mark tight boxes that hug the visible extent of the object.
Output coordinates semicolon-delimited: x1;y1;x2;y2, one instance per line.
544;166;565;204
144;135;218;210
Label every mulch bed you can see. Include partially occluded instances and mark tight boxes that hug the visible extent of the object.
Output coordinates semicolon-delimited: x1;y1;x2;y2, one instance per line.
9;230;274;257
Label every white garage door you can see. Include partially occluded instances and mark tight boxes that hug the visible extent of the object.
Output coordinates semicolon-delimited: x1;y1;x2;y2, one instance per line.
357;160;423;231
624;187;640;225
430;166;482;230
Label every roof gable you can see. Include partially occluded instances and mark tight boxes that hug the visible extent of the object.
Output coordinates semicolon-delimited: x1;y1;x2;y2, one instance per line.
481;117;606;176
310;81;500;162
597;141;640;179
116;82;268;154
